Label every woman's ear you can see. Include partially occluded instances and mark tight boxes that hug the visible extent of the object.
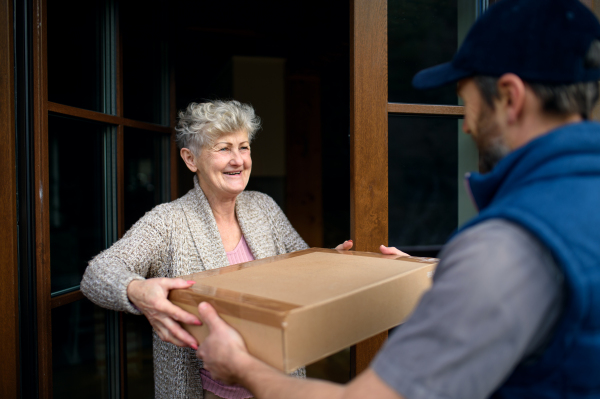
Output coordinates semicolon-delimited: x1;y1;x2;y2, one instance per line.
180;148;199;173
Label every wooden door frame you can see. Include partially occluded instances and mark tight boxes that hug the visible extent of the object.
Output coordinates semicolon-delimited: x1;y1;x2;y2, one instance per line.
349;0;389;377
0;0;20;397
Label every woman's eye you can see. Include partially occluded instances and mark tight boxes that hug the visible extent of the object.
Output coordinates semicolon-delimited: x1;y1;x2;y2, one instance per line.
241;146;250;151
218;147;229;152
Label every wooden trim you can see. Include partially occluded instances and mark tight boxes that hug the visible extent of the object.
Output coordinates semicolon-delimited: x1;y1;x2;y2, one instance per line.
33;0;52;397
0;0;20;396
50;290;85;309
350;0;389;377
47;102;172;134
387;103;465;116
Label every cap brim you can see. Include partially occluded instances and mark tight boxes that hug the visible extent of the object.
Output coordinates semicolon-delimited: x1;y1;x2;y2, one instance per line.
412;62;472;90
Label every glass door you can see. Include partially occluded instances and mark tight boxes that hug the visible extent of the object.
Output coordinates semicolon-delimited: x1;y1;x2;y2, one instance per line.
31;0;175;397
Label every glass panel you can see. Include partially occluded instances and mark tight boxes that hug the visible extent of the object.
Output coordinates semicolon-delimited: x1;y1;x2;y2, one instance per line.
388;115;460;250
125;313;154;399
121;0;169;125
388;0;476;104
48;0;114;113
49;115;107;293
124;128;169;231
52;299;108;399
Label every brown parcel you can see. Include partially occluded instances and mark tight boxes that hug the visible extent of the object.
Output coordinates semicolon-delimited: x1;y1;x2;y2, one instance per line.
169;248;437;373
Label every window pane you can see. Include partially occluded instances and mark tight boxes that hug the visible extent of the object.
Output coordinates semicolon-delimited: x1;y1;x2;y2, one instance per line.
48;0;113;112
52;299;108;399
125;314;154;399
388;0;475;104
121;0;169;124
388;115;459;248
124;128;169;231
49;115;107;293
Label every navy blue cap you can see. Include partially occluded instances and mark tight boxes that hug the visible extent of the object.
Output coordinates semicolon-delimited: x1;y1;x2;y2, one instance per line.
413;0;600;89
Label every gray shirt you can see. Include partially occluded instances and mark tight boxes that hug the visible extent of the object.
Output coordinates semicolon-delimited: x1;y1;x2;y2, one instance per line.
371;219;564;399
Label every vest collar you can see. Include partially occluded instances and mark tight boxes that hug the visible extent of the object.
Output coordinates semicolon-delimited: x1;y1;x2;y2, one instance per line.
465;121;600;212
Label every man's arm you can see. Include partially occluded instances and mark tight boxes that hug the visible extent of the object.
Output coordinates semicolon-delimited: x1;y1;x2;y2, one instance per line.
196;302;404;399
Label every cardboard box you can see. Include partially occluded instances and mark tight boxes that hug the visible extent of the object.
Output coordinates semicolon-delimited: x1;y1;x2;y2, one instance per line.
169;248;437;373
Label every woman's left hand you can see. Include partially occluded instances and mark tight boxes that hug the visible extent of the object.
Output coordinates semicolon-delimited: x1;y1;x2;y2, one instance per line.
335;240;353;250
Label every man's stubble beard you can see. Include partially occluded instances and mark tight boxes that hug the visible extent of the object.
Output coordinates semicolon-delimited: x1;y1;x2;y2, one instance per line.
474;104;511;174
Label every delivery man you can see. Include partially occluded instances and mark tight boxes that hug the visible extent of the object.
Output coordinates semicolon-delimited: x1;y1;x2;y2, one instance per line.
194;0;600;397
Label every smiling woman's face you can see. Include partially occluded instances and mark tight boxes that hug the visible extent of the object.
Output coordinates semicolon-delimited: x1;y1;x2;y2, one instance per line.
195;130;252;200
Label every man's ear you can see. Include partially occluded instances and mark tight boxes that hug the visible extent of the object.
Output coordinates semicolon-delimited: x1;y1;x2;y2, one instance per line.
180;148;199;173
496;73;526;124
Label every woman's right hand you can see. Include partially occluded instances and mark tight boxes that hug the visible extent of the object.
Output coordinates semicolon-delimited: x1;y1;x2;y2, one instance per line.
127;278;202;349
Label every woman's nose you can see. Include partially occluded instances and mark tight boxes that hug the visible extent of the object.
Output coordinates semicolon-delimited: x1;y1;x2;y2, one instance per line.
229;150;243;165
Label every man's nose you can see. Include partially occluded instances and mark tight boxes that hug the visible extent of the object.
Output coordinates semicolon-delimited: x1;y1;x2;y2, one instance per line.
462;121;471;135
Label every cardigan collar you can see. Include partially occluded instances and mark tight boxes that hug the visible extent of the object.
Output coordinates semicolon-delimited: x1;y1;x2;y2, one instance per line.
179;176;274;270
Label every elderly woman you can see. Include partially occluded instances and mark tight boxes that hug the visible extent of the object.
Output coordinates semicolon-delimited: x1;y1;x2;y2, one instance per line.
82;100;349;399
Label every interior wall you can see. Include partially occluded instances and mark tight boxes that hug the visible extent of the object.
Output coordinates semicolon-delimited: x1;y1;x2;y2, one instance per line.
233;56;287;207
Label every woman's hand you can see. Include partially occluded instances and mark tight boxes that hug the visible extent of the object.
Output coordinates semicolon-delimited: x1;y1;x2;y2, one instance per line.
335;240;409;257
335;240;353;250
127;278;202;349
379;245;409;257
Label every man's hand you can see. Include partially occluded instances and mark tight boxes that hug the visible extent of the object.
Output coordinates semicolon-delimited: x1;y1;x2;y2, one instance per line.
127;278;201;349
196;302;251;384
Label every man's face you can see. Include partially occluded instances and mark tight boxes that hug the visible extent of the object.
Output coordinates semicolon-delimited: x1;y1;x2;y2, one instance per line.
458;78;510;173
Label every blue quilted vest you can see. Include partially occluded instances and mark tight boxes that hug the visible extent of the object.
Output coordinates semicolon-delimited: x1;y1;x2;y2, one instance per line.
457;122;600;398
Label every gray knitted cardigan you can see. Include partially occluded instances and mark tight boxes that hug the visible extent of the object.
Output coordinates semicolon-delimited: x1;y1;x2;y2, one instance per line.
81;177;309;399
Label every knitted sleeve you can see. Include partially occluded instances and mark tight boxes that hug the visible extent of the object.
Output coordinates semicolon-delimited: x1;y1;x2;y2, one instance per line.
80;204;172;314
259;193;309;253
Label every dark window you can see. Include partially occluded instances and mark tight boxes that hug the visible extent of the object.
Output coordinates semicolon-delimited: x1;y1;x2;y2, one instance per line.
52;299;109;399
48;0;114;113
388;115;459;248
388;0;459;105
49;115;109;293
124;128;169;231
121;0;169;125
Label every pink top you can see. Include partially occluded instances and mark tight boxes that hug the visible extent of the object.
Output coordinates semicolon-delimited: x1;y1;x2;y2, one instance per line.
200;236;255;399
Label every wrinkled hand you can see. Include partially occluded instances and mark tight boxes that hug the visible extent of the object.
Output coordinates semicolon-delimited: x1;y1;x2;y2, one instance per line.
335;240;353;250
127;278;201;349
379;245;409;257
196;302;250;384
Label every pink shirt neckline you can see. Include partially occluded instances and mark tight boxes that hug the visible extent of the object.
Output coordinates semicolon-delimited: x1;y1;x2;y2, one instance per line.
201;236;255;398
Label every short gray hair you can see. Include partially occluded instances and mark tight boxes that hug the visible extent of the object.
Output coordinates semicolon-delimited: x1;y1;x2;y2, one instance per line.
175;100;261;154
473;40;600;119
